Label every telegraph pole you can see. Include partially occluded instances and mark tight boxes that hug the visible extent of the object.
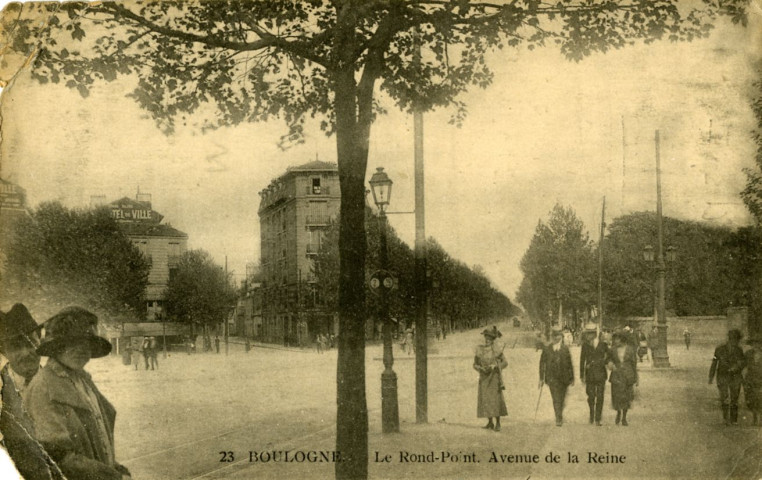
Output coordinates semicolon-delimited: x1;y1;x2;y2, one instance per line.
653;130;670;368
225;255;229;356
413;30;428;424
598;196;606;334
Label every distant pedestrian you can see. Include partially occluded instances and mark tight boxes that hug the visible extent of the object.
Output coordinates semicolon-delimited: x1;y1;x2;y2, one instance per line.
405;329;415;356
539;326;574;426
245;337;251;353
647;326;658;362
214;336;220;353
132;340;142;370
683;329;692;350
744;334;762;426
142;336;151;370
436;324;442;341
474;328;507;431
607;332;638;426
149;336;158;370
709;329;746;425
580;323;609;426
636;329;648;363
122;343;132;366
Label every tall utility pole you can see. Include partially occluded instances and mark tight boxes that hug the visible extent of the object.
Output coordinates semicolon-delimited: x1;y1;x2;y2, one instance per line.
653;130;670;368
598;196;606;334
413;31;428;424
225;255;229;356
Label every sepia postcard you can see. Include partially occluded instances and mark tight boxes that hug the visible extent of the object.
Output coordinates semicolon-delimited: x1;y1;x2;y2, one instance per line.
1;1;761;479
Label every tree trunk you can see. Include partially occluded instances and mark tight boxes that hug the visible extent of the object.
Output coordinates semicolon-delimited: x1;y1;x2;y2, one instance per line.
334;65;370;480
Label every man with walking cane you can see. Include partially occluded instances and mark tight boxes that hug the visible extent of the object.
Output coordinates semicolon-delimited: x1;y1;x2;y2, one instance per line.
539;326;575;426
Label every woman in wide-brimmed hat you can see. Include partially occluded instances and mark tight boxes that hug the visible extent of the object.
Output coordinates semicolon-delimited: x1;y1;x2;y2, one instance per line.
744;334;762;426
473;328;508;431
24;306;132;480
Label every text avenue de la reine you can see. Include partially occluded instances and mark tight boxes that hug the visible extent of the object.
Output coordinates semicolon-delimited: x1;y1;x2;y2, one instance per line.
375;450;626;464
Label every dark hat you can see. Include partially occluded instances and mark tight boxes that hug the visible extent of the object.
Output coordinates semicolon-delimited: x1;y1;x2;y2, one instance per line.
482;329;498;339
37;306;112;358
0;304;40;345
728;328;743;341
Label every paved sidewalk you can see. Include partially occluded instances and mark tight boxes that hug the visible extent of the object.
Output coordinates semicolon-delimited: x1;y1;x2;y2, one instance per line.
216;326;762;479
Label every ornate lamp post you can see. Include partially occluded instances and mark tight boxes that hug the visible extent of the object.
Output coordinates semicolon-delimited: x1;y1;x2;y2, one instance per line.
369;167;399;433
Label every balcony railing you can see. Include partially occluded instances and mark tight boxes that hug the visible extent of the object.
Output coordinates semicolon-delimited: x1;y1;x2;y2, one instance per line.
305;215;331;226
305;185;331;195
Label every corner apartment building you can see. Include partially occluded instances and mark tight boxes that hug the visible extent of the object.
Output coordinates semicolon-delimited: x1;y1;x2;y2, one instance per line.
108;194;188;321
0;178;28;267
258;160;340;345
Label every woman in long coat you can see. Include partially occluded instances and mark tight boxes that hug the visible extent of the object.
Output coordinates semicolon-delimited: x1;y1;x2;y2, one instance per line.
473;329;508;431
607;331;638;426
744;336;762;426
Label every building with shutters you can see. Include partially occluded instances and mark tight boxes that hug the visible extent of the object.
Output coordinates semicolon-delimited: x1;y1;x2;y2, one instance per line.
0;178;28;270
107;193;188;321
258;160;340;345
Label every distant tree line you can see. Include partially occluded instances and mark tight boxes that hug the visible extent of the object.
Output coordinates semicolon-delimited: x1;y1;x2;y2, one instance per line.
517;204;761;327
313;209;519;334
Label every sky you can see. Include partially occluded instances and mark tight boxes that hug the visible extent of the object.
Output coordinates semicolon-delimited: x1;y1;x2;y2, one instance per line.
1;2;761;302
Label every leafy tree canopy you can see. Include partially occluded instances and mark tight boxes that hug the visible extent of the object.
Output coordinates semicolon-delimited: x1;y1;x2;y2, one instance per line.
164;249;237;327
3;202;150;321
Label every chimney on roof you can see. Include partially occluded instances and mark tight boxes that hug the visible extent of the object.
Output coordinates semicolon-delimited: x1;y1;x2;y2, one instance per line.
136;192;152;208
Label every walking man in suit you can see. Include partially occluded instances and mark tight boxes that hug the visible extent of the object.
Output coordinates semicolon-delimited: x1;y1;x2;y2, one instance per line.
580;322;609;426
539;326;575;426
709;329;746;425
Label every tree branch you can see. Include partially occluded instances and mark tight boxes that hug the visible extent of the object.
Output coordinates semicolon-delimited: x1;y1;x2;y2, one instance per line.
95;2;331;69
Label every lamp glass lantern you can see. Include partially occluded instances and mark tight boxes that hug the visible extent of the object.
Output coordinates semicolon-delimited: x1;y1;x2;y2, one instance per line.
643;245;655;262
369;167;393;210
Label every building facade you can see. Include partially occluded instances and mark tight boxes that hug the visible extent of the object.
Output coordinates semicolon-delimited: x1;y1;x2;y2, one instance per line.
108;194;188;321
258;160;340;345
0;178;28;268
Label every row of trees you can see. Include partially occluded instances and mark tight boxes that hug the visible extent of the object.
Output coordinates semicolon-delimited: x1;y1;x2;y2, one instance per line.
313;209;518;332
517;204;762;326
2;202;237;328
6;0;749;477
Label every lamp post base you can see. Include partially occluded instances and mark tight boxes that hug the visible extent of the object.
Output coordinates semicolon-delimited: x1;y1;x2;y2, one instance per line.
652;323;670;368
652;354;671;368
381;370;400;433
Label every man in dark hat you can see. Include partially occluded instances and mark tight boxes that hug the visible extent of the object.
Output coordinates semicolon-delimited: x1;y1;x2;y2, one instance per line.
579;322;609;426
24;306;132;480
709;329;747;426
539;326;575;426
0;304;65;480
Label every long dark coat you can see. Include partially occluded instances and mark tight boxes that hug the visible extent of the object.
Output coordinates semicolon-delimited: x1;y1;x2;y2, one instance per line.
23;359;131;480
608;344;638;410
539;344;574;387
580;341;609;384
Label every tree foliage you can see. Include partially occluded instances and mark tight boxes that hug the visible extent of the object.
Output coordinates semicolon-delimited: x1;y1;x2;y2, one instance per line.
517;203;596;324
313;210;518;330
164;249;237;328
2;1;749;477
3;202;150;320
602;212;759;318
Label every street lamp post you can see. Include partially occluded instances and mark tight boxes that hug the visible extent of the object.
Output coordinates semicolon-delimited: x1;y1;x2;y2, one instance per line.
644;129;672;368
369;167;399;433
